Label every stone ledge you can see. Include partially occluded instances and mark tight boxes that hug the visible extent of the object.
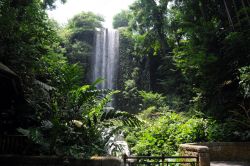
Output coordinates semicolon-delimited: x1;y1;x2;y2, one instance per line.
179;144;209;153
179;142;250;166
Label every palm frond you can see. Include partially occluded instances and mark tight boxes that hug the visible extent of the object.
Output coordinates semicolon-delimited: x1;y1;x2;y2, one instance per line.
34;80;55;91
100;110;142;127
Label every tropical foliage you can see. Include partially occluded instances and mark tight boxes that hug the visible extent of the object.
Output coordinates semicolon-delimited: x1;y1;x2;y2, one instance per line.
0;0;249;159
113;0;250;155
0;0;139;158
126;110;236;156
115;0;250;119
18;84;140;158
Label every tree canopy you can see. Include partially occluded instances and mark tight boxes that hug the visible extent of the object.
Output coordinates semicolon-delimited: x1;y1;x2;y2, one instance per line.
113;10;130;29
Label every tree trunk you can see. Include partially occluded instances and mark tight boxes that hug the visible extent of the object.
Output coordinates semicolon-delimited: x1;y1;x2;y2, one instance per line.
223;0;235;31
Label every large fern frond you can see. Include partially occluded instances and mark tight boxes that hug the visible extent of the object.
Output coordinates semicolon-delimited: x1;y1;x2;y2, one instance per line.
100;110;142;127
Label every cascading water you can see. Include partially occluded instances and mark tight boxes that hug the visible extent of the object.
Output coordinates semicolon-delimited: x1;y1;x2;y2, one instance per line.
91;28;130;157
91;28;119;92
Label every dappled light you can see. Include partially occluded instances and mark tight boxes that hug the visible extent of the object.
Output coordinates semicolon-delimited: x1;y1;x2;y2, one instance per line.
0;0;249;165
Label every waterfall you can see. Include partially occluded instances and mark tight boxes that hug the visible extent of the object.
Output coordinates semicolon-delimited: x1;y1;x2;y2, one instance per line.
92;28;119;91
91;29;130;157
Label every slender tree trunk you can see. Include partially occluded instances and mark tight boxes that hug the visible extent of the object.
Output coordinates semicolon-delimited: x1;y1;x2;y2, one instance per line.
223;0;235;31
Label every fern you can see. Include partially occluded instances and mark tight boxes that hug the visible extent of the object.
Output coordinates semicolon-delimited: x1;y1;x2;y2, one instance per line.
34;80;55;92
89;90;119;117
100;110;142;127
17;128;50;151
69;84;111;111
17;80;140;158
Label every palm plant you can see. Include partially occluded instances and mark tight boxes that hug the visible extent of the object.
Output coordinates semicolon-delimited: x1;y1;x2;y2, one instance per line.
18;79;140;158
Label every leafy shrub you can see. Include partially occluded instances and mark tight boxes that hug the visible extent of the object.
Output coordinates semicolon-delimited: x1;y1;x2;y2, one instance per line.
205;119;235;141
139;91;166;109
126;111;235;156
120;79;141;113
18;83;140;158
127;112;207;155
239;66;250;98
37;52;83;95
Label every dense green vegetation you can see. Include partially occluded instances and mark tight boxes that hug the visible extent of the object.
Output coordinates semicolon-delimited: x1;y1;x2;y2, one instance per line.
114;0;250;155
0;0;249;159
0;0;138;158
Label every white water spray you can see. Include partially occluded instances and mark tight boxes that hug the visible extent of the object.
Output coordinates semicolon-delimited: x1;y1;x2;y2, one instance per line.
91;29;130;157
91;28;119;91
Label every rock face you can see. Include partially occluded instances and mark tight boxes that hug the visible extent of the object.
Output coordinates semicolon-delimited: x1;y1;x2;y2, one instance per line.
179;142;250;166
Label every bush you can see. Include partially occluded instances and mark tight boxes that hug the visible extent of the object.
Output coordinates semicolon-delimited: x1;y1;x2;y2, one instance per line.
18;84;140;158
127;110;207;155
139;91;166;109
126;110;236;156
